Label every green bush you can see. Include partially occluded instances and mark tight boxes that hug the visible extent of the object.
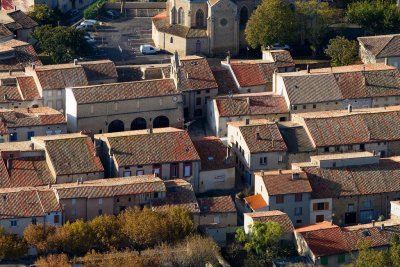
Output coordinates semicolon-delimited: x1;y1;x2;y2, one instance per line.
83;0;106;19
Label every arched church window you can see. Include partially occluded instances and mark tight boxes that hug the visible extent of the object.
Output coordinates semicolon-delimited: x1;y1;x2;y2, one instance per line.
171;7;177;24
195;9;205;28
178;7;185;25
239;6;248;28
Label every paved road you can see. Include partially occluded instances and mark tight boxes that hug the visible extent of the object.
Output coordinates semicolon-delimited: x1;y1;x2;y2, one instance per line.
91;16;171;65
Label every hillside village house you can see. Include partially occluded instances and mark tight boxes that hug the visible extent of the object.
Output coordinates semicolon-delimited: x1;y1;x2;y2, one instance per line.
0;107;66;143
358;34;400;69
25;60;117;112
0;187;61;236
31;133;104;184
221;50;295;93
66;79;184;134
52;175;167;222
151;0;258;56
295;220;400;267
293;152;400;226
249;170;312;226
227;119;287;185
192;137;235;193
244;210;294;242
166;55;218;120
95;128;201;189
274;64;400;113
207;93;289;137
1;0;95;13
291;106;400;157
0;9;37;42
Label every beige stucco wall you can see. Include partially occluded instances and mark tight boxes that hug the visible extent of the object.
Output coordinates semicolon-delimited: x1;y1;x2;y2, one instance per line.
198;212;237;227
198;167;235;193
7;124;66;142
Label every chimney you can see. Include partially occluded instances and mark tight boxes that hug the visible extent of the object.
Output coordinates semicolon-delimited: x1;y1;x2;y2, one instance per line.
256;132;261;140
226;54;231;64
372;220;375;227
347;104;352;113
292;172;300;180
14;5;17;10
306;64;310;73
6;159;11;171
30;143;34;151
3;94;7;101
48;183;51;189
32;63;35;70
226;146;230;160
261;170;264;176
80;177;83;184
8;70;12;76
278;169;282;174
154;172;158;178
74;59;78;66
380;224;385;231
245;118;250;125
385;58;388;65
77;179;80;185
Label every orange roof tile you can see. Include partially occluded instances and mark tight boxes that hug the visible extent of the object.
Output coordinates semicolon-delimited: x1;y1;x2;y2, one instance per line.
244;194;267;210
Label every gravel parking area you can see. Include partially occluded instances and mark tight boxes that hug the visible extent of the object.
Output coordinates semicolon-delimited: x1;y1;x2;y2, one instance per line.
90;16;171;65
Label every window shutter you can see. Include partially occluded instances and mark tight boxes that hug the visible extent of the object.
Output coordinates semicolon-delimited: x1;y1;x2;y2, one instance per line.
313;203;317;211
324;202;329;210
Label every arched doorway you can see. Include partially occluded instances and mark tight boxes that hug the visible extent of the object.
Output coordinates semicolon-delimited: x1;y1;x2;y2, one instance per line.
239;7;248;29
131;117;147;130
153;116;169;128
108;120;124;133
195;9;205;28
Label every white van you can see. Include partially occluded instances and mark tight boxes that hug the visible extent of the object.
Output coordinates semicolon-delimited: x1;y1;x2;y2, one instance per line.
140;44;160;55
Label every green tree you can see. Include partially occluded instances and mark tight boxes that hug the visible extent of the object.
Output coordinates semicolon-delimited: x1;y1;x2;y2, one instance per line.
161;206;195;243
89;215;122;252
347;0;400;35
236;221;284;263
295;0;338;57
52;220;94;256
23;224;57;255
325;36;359;66
245;0;296;49
27;4;62;26
0;227;27;260
348;240;390;267
32;25;92;64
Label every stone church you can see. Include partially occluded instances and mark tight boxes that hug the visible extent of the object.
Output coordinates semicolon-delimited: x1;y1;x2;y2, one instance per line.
152;0;259;56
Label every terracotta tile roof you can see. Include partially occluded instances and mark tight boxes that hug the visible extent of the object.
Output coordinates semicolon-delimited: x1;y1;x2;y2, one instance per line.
216;93;288;117
0;188;60;219
268;50;294;66
300;107;400;147
342;227;390;251
282;64;400;104
304;158;400;198
79;60;118;82
299;226;349;257
152;179;200;213
245;210;294;233
198;196;236;214
0;40;42;71
238;122;287;153
358;34;400;58
278;122;314;153
152;14;207;39
230;62;275;87
0;24;12;37
244;194;267;210
5;157;54;188
101;128;200;167
259;170;312;196
53;175;166;199
34;64;88;90
32;134;104;176
16;76;40;100
192;136;234;171
211;66;239;95
0;107;65;134
178;57;218;91
6;10;38;29
295;221;337;232
71;79;178;104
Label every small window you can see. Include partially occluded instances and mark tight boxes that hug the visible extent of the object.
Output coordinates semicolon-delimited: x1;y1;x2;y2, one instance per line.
32;218;37;225
293;105;297;110
206;89;210;94
54;215;60;224
296;219;302;224
136;170;144;176
196;97;202;106
338;254;345;264
184;162;192;177
320;256;328;266
10;220;17;227
9;133;17;142
153;164;161;177
360;144;365;150
276;195;284;204
324;147;329;152
348;203;354;212
27;131;35;140
303;105;306;109
124;170;131;177
196;91;201;95
98;198;103;205
313;104;316;109
295;207;302;216
295;193;302;202
259;157;268;165
317;202;325;210
98;209;103;215
71;199;76;205
171;163;179;178
316;214;324;223
154;192;159;198
170;37;173;43
116;198;120;203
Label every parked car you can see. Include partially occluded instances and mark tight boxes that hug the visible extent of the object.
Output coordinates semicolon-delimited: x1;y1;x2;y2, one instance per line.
268;43;291;51
84;34;96;45
76;24;95;31
80;19;99;26
140;44;160;55
106;10;120;19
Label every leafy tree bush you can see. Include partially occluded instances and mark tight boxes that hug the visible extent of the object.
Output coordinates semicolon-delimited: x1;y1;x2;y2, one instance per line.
0;227;27;260
23;224;57;255
34;253;71;267
27;4;62;26
245;0;296;49
32;25;93;63
84;0;106;19
89;215;123;251
325;36;358;66
347;0;400;34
